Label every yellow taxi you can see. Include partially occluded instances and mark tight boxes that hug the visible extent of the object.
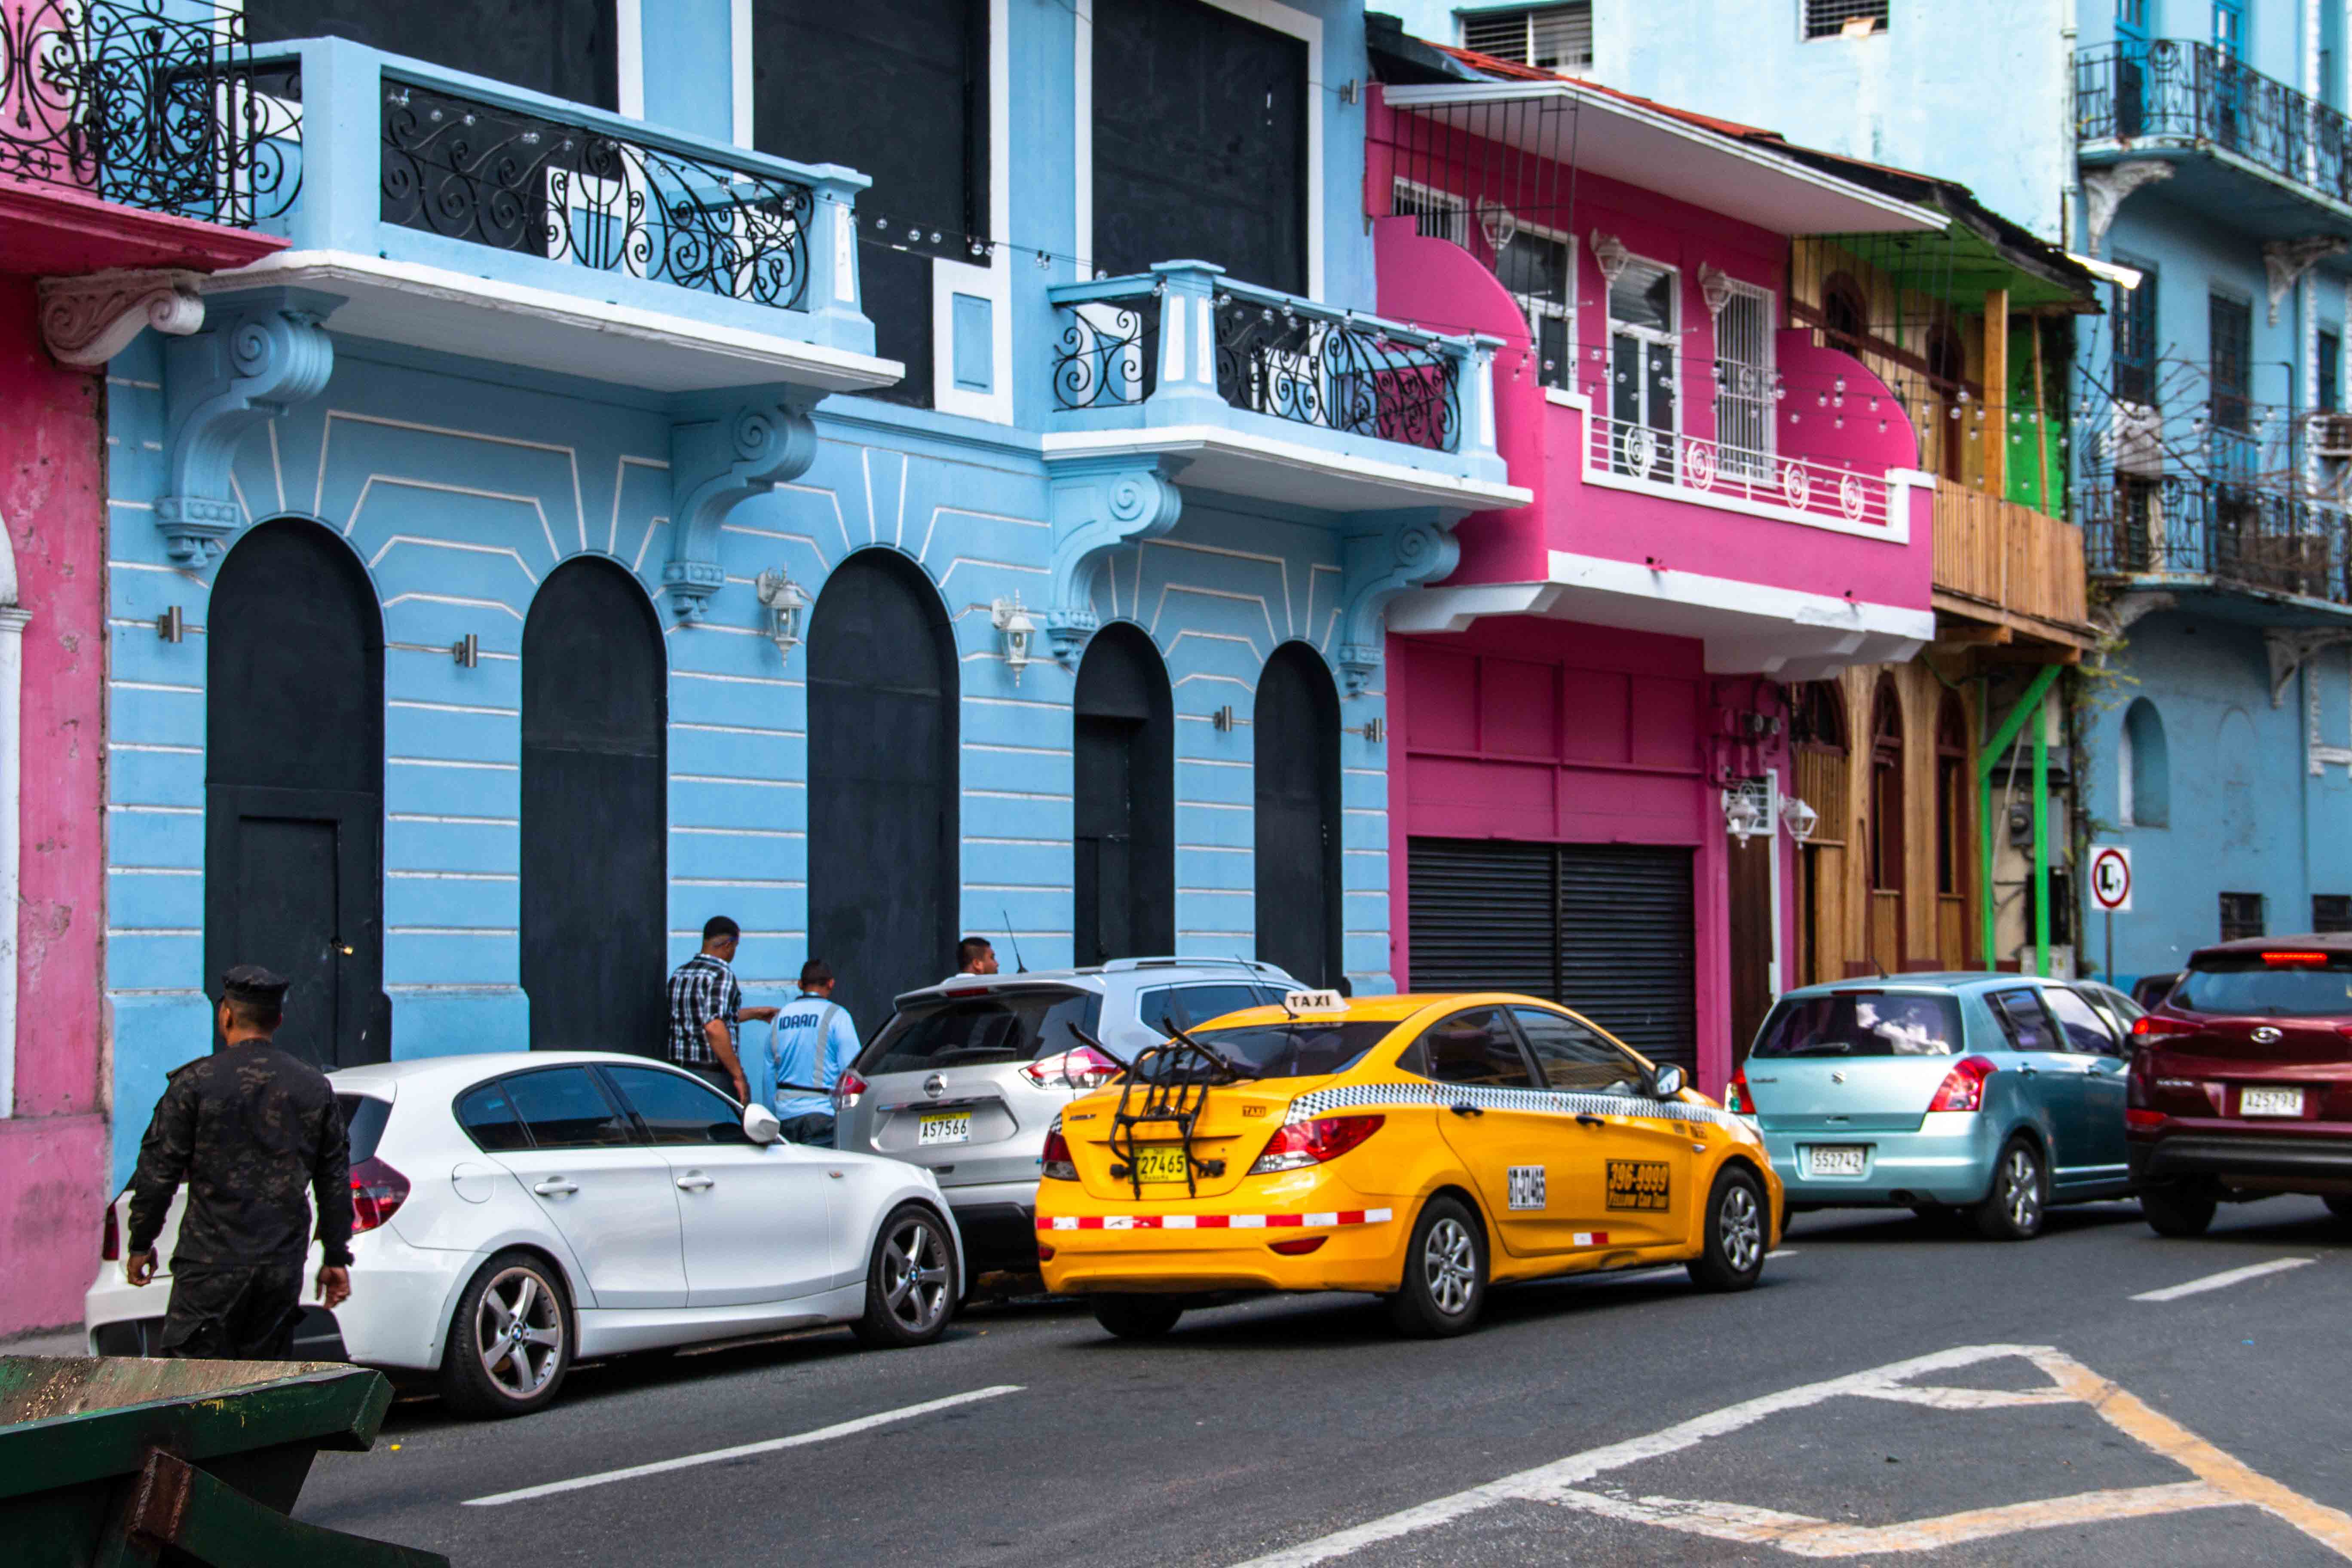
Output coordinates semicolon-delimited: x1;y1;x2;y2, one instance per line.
1036;989;1781;1338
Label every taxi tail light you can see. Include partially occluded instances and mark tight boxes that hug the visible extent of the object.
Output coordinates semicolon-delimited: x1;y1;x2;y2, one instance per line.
1040;1127;1078;1182
1248;1114;1384;1175
100;1198;119;1262
1268;1236;1327;1256
1926;1056;1995;1114
1036;1243;1056;1262
1022;1046;1122;1091
1725;1068;1752;1117
350;1157;410;1235
833;1070;867;1111
2133;1014;2199;1038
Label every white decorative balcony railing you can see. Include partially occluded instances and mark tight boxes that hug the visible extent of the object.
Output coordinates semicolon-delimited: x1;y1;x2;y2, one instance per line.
1583;408;1897;530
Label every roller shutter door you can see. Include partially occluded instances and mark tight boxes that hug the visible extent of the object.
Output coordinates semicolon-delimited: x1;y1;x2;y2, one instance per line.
1408;838;1697;1073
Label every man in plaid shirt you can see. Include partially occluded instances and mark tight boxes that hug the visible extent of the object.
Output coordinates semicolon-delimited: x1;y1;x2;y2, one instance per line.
666;916;779;1101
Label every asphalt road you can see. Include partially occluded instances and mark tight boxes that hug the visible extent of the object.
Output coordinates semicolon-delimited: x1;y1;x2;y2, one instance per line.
297;1195;2352;1567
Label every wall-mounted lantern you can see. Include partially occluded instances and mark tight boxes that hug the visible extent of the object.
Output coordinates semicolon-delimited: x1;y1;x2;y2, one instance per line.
1781;795;1821;843
1723;780;1769;844
755;568;812;661
991;594;1038;683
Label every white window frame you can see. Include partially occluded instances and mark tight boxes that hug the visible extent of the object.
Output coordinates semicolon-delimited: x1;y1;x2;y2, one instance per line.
1606;251;1681;445
1391;177;1469;247
1502;218;1576;392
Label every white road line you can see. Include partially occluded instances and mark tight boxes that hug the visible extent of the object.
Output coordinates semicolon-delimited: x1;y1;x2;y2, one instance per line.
2131;1257;2317;1303
462;1385;1023;1506
1768;1249;1798;1258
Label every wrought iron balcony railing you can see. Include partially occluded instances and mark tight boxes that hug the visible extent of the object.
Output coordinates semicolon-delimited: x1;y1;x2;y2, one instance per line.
0;0;294;226
1051;265;1475;453
2082;469;2351;605
2076;39;2352;208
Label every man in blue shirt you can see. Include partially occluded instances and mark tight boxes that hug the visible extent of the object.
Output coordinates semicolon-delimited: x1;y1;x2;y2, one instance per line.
766;959;861;1146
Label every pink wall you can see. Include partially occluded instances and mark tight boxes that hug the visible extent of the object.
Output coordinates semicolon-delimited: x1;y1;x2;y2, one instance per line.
0;273;108;1337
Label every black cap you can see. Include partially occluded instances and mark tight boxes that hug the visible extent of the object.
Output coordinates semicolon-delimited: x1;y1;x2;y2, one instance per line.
221;964;290;1005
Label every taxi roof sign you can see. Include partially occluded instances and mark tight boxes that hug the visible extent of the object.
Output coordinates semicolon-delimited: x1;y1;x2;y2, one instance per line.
1283;989;1348;1014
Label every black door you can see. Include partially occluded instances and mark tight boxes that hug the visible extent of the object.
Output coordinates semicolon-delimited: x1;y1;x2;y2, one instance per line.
1408;839;1698;1077
521;558;667;1054
1074;625;1174;965
206;520;385;1069
808;551;958;1033
1253;643;1341;988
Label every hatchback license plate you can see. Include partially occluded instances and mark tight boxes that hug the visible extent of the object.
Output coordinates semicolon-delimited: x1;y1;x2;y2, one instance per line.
2241;1086;2305;1118
918;1112;970;1146
1804;1145;1868;1177
1135;1146;1190;1184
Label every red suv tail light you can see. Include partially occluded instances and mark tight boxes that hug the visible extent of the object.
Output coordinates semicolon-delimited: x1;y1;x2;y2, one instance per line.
350;1157;410;1235
832;1070;867;1111
1724;1068;1752;1117
100;1198;119;1262
1040;1126;1078;1182
1022;1046;1122;1091
1926;1056;1995;1113
1249;1115;1384;1174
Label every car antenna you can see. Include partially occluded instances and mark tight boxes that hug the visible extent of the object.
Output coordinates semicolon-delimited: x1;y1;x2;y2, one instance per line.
1002;908;1027;973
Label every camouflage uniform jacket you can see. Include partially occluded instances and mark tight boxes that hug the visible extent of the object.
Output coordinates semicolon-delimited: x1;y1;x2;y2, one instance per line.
126;1040;354;1270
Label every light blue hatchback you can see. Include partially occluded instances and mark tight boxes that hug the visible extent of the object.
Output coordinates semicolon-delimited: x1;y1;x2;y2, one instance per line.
1730;974;2138;1239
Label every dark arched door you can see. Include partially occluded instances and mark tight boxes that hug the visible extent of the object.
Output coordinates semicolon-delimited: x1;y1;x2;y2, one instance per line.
808;551;957;1031
1074;624;1174;965
1867;677;1906;973
522;557;667;1053
206;519;385;1069
1253;642;1342;988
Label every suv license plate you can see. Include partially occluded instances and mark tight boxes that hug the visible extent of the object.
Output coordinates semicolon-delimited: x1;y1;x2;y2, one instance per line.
1136;1146;1190;1184
918;1112;971;1146
1804;1145;1868;1177
2241;1087;2305;1118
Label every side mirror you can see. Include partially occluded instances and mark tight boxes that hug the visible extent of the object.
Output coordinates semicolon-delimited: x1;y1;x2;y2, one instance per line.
742;1103;782;1145
1651;1065;1687;1099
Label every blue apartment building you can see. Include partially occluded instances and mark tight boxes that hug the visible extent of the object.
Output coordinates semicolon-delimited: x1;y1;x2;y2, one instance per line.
96;0;1522;1183
1411;0;2352;984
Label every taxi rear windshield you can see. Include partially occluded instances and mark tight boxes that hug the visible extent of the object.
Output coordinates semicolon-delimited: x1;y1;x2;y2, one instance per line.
2174;954;2352;1018
858;989;1105;1075
1750;993;1964;1059
1180;1020;1395;1079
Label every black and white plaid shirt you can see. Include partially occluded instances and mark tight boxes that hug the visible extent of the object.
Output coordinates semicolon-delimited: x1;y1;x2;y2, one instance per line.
665;952;743;1067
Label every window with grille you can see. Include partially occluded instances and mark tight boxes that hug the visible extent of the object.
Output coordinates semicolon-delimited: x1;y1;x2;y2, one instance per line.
1495;228;1574;391
1462;4;1593;71
2321;328;2342;412
1712;283;1775;475
1391;178;1468;247
2315;895;2352;934
2210;292;2253;432
2220;891;2266;942
2113;262;2158;407
1803;0;1887;39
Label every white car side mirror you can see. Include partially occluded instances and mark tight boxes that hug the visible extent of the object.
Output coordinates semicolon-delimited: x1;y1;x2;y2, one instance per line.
742;1103;782;1145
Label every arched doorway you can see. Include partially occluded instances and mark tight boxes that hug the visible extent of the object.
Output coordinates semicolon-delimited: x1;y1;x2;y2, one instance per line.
1253;642;1341;988
1867;677;1906;974
808;550;957;1031
521;557;667;1054
1073;623;1173;966
1935;692;1969;967
206;519;384;1069
1789;681;1850;986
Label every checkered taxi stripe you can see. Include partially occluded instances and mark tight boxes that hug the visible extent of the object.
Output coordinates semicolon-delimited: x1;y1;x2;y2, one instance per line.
1284;1080;1746;1133
1038;1209;1395;1231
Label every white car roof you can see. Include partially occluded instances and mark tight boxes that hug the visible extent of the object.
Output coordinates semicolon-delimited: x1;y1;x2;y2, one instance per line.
330;1050;679;1096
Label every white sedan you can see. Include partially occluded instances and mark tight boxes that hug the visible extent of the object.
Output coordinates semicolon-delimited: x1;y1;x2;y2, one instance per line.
86;1051;963;1418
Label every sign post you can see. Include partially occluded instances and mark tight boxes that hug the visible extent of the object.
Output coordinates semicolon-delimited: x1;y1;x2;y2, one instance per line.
2089;845;2134;985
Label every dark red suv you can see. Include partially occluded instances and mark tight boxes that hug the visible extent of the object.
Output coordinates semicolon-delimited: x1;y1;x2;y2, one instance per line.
2128;934;2352;1236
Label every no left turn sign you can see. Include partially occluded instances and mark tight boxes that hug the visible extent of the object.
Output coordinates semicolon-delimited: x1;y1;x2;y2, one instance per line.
2090;844;2133;913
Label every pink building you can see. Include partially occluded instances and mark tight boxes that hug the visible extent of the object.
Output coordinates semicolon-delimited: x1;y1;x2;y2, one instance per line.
0;4;286;1338
1366;64;1942;1094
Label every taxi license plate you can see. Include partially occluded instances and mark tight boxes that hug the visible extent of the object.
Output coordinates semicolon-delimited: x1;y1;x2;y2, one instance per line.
1804;1145;1868;1177
918;1112;971;1146
2241;1086;2305;1118
1135;1146;1191;1184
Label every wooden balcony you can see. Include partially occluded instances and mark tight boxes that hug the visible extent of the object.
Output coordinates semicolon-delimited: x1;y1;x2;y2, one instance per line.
1931;479;2097;654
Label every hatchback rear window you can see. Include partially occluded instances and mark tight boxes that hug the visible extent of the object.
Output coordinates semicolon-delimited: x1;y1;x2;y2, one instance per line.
859;989;1106;1075
1751;992;1964;1058
1183;1020;1396;1079
2174;952;2352;1017
337;1094;390;1162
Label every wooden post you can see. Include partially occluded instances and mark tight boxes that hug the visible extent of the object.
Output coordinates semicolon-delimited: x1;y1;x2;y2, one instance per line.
1982;288;2010;499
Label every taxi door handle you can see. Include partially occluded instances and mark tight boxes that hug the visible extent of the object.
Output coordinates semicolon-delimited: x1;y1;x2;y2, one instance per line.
675;1173;715;1192
1449;1101;1484;1118
1575;1114;1606;1129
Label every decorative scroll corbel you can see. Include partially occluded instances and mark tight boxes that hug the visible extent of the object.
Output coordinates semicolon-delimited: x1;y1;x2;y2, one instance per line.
156;288;341;567
1334;510;1463;696
1589;231;1630;289
664;395;821;623
1043;455;1185;664
2263;237;2350;325
2082;159;2172;256
2265;627;2352;707
38;268;204;367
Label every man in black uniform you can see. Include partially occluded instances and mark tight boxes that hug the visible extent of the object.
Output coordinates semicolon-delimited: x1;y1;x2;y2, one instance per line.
122;965;355;1360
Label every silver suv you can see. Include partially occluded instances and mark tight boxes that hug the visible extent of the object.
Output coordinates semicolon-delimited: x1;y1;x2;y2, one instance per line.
832;957;1301;1273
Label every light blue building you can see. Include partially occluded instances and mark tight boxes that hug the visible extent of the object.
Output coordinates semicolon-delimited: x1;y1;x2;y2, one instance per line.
1400;0;2352;984
94;0;1523;1184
